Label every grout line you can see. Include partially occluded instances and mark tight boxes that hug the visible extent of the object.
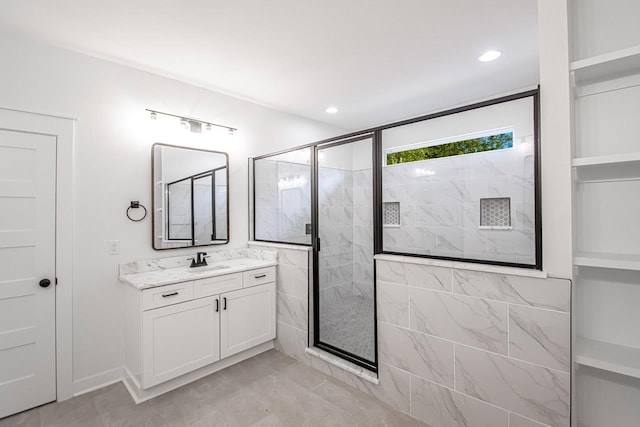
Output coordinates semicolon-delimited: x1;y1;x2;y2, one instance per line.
507;304;511;358
453;343;456;389
411;370;513;416
378;278;570;314
377;320;570;375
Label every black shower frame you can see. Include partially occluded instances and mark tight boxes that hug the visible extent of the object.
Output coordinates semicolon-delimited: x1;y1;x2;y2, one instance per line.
166;165;227;245
250;88;542;372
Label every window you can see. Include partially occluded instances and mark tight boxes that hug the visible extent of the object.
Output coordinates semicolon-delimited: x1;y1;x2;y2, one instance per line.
385;131;513;165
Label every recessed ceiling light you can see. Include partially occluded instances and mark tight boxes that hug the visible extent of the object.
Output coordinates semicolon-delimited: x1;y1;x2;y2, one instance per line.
478;50;502;62
325;107;338;114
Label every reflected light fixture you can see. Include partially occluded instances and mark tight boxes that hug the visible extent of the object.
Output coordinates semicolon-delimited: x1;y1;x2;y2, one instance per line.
325;106;338;114
146;109;237;135
478;50;501;62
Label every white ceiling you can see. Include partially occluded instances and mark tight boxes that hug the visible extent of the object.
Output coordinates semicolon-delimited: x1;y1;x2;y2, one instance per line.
0;0;539;130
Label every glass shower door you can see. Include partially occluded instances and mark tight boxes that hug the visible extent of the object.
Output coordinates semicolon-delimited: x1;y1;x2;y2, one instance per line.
314;136;376;369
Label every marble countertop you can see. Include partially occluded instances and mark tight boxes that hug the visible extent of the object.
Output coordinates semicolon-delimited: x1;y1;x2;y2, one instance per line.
120;257;277;290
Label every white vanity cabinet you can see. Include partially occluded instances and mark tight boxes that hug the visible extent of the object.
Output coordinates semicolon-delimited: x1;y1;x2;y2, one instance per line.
143;296;220;388
220;282;276;358
124;265;276;400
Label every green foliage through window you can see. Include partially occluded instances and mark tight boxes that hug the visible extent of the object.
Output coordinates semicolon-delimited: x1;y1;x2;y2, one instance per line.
386;132;513;165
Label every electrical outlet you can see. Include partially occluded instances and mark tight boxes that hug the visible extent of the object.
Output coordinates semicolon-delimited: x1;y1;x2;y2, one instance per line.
108;240;120;255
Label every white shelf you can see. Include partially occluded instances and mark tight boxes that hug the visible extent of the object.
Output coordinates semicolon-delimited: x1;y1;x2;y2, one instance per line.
576;338;640;379
572;152;640;167
571;45;640;84
574;252;640;271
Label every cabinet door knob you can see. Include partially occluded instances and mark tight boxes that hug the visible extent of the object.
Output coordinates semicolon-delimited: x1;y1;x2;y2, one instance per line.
216;299;219;312
162;292;178;298
223;297;227;310
39;279;51;288
254;274;266;279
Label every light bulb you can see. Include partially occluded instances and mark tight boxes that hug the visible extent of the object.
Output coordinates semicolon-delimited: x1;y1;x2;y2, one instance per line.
478;50;501;62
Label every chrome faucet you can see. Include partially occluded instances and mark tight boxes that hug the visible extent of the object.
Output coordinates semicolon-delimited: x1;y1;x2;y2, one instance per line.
188;252;209;268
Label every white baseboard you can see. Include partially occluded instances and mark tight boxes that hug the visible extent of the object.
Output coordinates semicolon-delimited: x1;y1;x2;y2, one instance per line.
124;341;274;404
72;367;124;397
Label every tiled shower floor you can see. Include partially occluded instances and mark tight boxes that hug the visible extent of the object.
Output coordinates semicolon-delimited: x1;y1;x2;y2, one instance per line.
320;294;375;362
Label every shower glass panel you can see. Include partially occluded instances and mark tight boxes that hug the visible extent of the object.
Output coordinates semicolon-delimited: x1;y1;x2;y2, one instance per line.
193;174;213;245
315;137;376;368
214;168;228;241
254;148;312;245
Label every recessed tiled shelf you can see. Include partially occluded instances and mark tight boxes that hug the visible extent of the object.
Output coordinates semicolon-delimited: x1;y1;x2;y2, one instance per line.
383;202;400;226
576;337;640;380
480;197;511;227
573;252;640;271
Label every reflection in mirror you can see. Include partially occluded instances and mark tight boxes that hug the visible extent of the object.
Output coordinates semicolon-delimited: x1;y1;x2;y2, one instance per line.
153;144;229;249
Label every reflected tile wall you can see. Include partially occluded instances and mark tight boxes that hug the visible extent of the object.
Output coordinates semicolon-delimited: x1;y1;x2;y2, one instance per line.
382;137;536;264
254;159;311;244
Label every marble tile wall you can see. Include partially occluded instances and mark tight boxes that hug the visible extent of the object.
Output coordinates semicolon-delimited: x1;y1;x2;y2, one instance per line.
382;136;536;265
247;242;570;427
352;168;374;299
376;258;571;427
247;243;311;370
318;166;354;306
254;159;311;245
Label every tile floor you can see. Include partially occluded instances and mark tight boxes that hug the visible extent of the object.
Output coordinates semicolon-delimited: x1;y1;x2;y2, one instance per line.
0;349;427;427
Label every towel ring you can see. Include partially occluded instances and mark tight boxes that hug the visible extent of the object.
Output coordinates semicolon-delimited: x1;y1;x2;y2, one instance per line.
126;201;147;222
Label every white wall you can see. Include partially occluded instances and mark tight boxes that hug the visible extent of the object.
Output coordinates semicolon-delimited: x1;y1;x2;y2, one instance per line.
0;32;344;391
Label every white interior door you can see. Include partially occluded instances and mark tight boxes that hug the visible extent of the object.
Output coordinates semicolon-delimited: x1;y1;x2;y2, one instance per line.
0;129;56;418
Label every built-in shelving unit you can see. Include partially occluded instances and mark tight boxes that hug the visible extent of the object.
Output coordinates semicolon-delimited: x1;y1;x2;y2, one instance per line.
570;2;640;426
576;338;640;380
571;45;640;84
572;152;640;168
573;252;640;271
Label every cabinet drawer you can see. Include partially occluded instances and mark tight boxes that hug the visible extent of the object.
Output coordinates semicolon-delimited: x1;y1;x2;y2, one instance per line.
243;267;276;288
193;273;242;298
142;282;194;311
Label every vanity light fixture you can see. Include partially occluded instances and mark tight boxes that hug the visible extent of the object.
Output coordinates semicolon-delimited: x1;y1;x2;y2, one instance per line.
325;106;339;114
478;50;501;62
146;109;237;135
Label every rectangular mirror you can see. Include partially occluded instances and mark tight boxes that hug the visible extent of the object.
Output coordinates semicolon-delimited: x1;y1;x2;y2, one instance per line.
152;143;229;249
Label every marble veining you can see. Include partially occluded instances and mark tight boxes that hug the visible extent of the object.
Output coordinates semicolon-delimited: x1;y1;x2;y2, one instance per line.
119;248;277;289
410;288;509;355
454;345;570;427
508;306;570;372
411;376;509;427
452;270;570;312
379;322;454;388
